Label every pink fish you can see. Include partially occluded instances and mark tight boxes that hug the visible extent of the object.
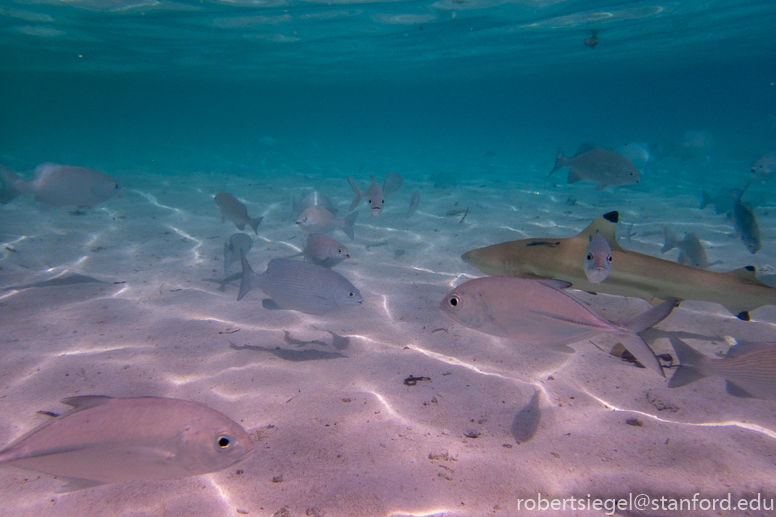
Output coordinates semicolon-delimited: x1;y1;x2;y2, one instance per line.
0;396;254;492
440;277;677;376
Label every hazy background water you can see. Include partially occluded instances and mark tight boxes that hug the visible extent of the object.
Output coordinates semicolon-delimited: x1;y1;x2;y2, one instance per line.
1;0;775;184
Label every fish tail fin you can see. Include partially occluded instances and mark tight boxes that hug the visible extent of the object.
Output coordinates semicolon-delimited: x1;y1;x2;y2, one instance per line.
699;190;712;210
347;176;362;212
237;250;256;301
622;299;678;334
0;165;24;203
548;153;567;177
249;217;263;235
667;337;708;388
616;334;664;377
342;210;358;241
661;226;679;253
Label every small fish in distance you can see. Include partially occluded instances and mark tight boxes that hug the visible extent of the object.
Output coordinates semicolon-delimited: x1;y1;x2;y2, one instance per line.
214;193;263;235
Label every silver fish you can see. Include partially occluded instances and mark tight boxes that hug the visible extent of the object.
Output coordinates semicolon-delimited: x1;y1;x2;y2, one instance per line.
732;190;761;254
662;227;713;269
214;193;263;235
293;190;337;218
549;143;640;190
751;152;776;181
584;230;612;283
347;172;403;215
304;234;350;268
669;337;776;400
0;163;120;208
296;206;358;241
0;396;254;492
224;233;253;277
439;276;677;376
406;191;420;218
618;142;650;173
238;252;362;314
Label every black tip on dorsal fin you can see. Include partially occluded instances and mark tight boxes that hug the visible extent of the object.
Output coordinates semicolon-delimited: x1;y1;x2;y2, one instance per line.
737;311;751;321
745;265;756;272
603;211;619;223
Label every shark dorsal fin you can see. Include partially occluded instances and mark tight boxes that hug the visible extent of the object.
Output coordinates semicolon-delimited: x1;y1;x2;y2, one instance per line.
576;212;625;252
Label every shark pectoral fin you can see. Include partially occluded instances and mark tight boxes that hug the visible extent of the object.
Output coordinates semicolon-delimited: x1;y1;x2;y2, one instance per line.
725;381;754;398
616;334;664;377
550;344;575;354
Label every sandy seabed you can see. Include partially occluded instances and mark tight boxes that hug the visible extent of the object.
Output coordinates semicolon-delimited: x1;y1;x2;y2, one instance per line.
1;153;775;517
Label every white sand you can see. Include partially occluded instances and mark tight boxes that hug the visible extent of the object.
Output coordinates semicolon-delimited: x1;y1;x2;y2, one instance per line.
1;155;775;517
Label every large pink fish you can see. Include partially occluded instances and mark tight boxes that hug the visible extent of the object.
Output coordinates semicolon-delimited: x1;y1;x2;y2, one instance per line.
0;396;254;492
440;276;677;376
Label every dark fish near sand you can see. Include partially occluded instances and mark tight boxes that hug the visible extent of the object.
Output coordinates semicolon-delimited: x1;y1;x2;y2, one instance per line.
440;276;677;376
214;193;263;235
406;191;420;218
293;190;337;218
584;29;599;49
751;152;776;181
662;227;716;269
584;230;612;283
675;129;714;160
297;206;358;240
700;188;740;215
510;390;542;444
0;163;120;208
238;252;362;314
348;172;403;215
462;211;776;321
732;190;761;254
304;234;350;268
224;233;253;277
549;143;640;190
669;337;776;400
0;396;254;492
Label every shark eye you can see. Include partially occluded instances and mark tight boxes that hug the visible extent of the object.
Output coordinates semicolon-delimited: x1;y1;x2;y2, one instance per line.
448;294;461;308
586;253;593;261
215;434;233;449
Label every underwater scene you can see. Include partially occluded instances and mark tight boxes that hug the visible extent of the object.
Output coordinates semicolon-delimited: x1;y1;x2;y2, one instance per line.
1;0;776;516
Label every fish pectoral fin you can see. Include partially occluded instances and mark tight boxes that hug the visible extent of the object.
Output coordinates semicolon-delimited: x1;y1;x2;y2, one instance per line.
56;477;105;493
536;279;573;290
61;395;113;411
550;344;575;354
725;381;755;398
616;334;664;377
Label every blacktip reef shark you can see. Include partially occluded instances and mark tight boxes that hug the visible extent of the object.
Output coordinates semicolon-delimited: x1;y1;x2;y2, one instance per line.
462;211;776;321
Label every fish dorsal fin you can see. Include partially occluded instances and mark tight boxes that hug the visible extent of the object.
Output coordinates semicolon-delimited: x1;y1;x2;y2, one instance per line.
60;395;113;411
730;266;769;287
575;212;625;252
574;141;599;156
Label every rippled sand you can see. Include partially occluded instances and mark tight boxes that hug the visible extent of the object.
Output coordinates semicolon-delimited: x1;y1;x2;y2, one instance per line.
1;156;775;516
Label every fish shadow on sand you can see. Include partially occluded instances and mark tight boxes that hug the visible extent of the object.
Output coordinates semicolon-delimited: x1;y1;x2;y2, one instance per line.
2;273;108;291
510;390;542;445
229;343;347;361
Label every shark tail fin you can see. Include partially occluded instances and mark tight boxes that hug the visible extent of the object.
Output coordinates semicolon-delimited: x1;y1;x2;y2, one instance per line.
249;217;263;235
342;211;358;241
667;337;709;388
347;176;362;212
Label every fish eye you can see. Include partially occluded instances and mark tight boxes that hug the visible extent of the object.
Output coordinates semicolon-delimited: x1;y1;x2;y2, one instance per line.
448;294;460;308
586;253;593;260
215;434;233;449
348;291;355;297
368;199;372;204
302;217;307;222
381;200;384;204
114;183;120;189
607;255;613;262
338;248;344;253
